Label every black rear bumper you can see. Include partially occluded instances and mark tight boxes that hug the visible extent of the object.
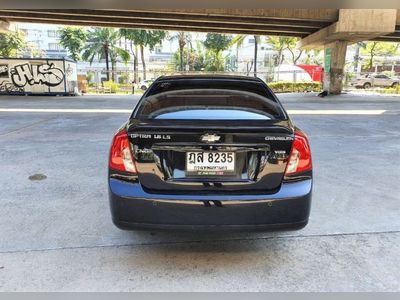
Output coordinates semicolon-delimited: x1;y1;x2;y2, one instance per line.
109;179;312;231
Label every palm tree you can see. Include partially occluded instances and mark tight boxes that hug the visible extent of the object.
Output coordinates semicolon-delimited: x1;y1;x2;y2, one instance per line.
169;32;192;72
82;28;130;81
118;29;166;80
119;29;139;83
109;47;131;81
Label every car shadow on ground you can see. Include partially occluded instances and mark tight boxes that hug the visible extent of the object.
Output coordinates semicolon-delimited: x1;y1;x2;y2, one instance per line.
119;230;288;276
120;228;297;252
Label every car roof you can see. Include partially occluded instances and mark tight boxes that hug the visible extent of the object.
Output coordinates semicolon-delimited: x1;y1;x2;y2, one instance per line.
155;74;264;83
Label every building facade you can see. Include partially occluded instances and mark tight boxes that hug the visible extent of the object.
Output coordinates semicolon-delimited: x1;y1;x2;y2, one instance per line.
17;23;68;59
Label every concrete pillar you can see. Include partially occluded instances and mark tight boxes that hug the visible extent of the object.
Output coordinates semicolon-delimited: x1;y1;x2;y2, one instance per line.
323;41;347;95
298;9;397;95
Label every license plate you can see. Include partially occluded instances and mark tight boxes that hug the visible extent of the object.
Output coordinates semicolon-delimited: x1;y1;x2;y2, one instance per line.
186;151;235;176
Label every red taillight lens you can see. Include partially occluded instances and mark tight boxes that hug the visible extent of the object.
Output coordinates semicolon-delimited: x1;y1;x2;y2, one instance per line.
109;129;137;174
284;130;312;175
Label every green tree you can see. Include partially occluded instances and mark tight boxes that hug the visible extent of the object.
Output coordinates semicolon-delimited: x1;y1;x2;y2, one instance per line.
192;41;207;71
169;32;192;72
284;37;303;64
58;26;87;61
82;28;130;81
170;43;208;72
0;31;25;57
267;36;286;66
86;70;95;82
109;46;131;82
204;50;223;71
171;48;193;71
360;41;399;71
204;33;232;54
303;49;323;65
119;29;139;83
203;33;232;71
266;36;300;66
119;29;166;80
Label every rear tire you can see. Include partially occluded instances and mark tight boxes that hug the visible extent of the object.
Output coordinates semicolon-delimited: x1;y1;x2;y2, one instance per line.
391;82;398;88
363;82;371;89
141;85;147;91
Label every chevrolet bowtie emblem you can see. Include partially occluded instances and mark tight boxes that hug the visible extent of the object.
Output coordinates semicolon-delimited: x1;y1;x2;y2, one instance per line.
201;133;221;143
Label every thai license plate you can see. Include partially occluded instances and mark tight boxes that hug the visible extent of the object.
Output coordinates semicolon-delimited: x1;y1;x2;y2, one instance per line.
186;151;235;176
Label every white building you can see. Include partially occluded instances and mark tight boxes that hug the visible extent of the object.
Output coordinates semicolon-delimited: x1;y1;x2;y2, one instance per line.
230;35;276;77
17;23;67;58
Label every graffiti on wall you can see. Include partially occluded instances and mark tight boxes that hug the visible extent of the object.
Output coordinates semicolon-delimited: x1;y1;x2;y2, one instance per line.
10;63;65;87
0;64;9;78
65;64;74;77
0;80;24;93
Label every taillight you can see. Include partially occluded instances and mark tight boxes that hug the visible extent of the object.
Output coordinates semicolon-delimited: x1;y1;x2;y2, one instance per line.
109;129;137;174
284;130;312;176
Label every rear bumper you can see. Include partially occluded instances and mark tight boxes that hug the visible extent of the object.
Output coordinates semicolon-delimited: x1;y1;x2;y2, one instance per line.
109;178;312;230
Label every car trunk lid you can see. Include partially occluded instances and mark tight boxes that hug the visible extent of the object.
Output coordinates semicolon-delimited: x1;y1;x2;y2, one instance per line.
127;119;294;194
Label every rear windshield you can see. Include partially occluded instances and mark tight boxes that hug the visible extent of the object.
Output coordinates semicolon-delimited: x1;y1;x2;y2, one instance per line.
135;79;285;120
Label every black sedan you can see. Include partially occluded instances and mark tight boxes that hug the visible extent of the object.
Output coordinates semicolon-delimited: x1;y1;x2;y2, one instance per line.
108;75;312;230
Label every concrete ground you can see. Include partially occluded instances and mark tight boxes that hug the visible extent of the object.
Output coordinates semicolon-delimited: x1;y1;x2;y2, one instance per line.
0;92;399;291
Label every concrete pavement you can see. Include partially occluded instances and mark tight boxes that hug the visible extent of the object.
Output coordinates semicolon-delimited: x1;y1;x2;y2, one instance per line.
0;92;399;291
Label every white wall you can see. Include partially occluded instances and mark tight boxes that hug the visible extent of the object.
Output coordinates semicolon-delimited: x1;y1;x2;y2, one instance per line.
0;58;77;95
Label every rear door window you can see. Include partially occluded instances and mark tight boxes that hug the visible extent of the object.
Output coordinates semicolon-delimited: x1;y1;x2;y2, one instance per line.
135;79;286;120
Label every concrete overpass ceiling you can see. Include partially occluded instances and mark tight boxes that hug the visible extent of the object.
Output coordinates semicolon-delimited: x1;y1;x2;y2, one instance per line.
0;9;399;41
0;9;336;38
152;9;340;21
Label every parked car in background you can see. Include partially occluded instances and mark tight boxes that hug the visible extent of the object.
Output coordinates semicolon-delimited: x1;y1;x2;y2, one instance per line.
139;79;154;91
351;74;399;89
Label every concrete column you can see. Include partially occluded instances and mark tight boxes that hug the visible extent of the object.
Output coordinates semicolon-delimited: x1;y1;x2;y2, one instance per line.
323;41;347;94
298;9;397;95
